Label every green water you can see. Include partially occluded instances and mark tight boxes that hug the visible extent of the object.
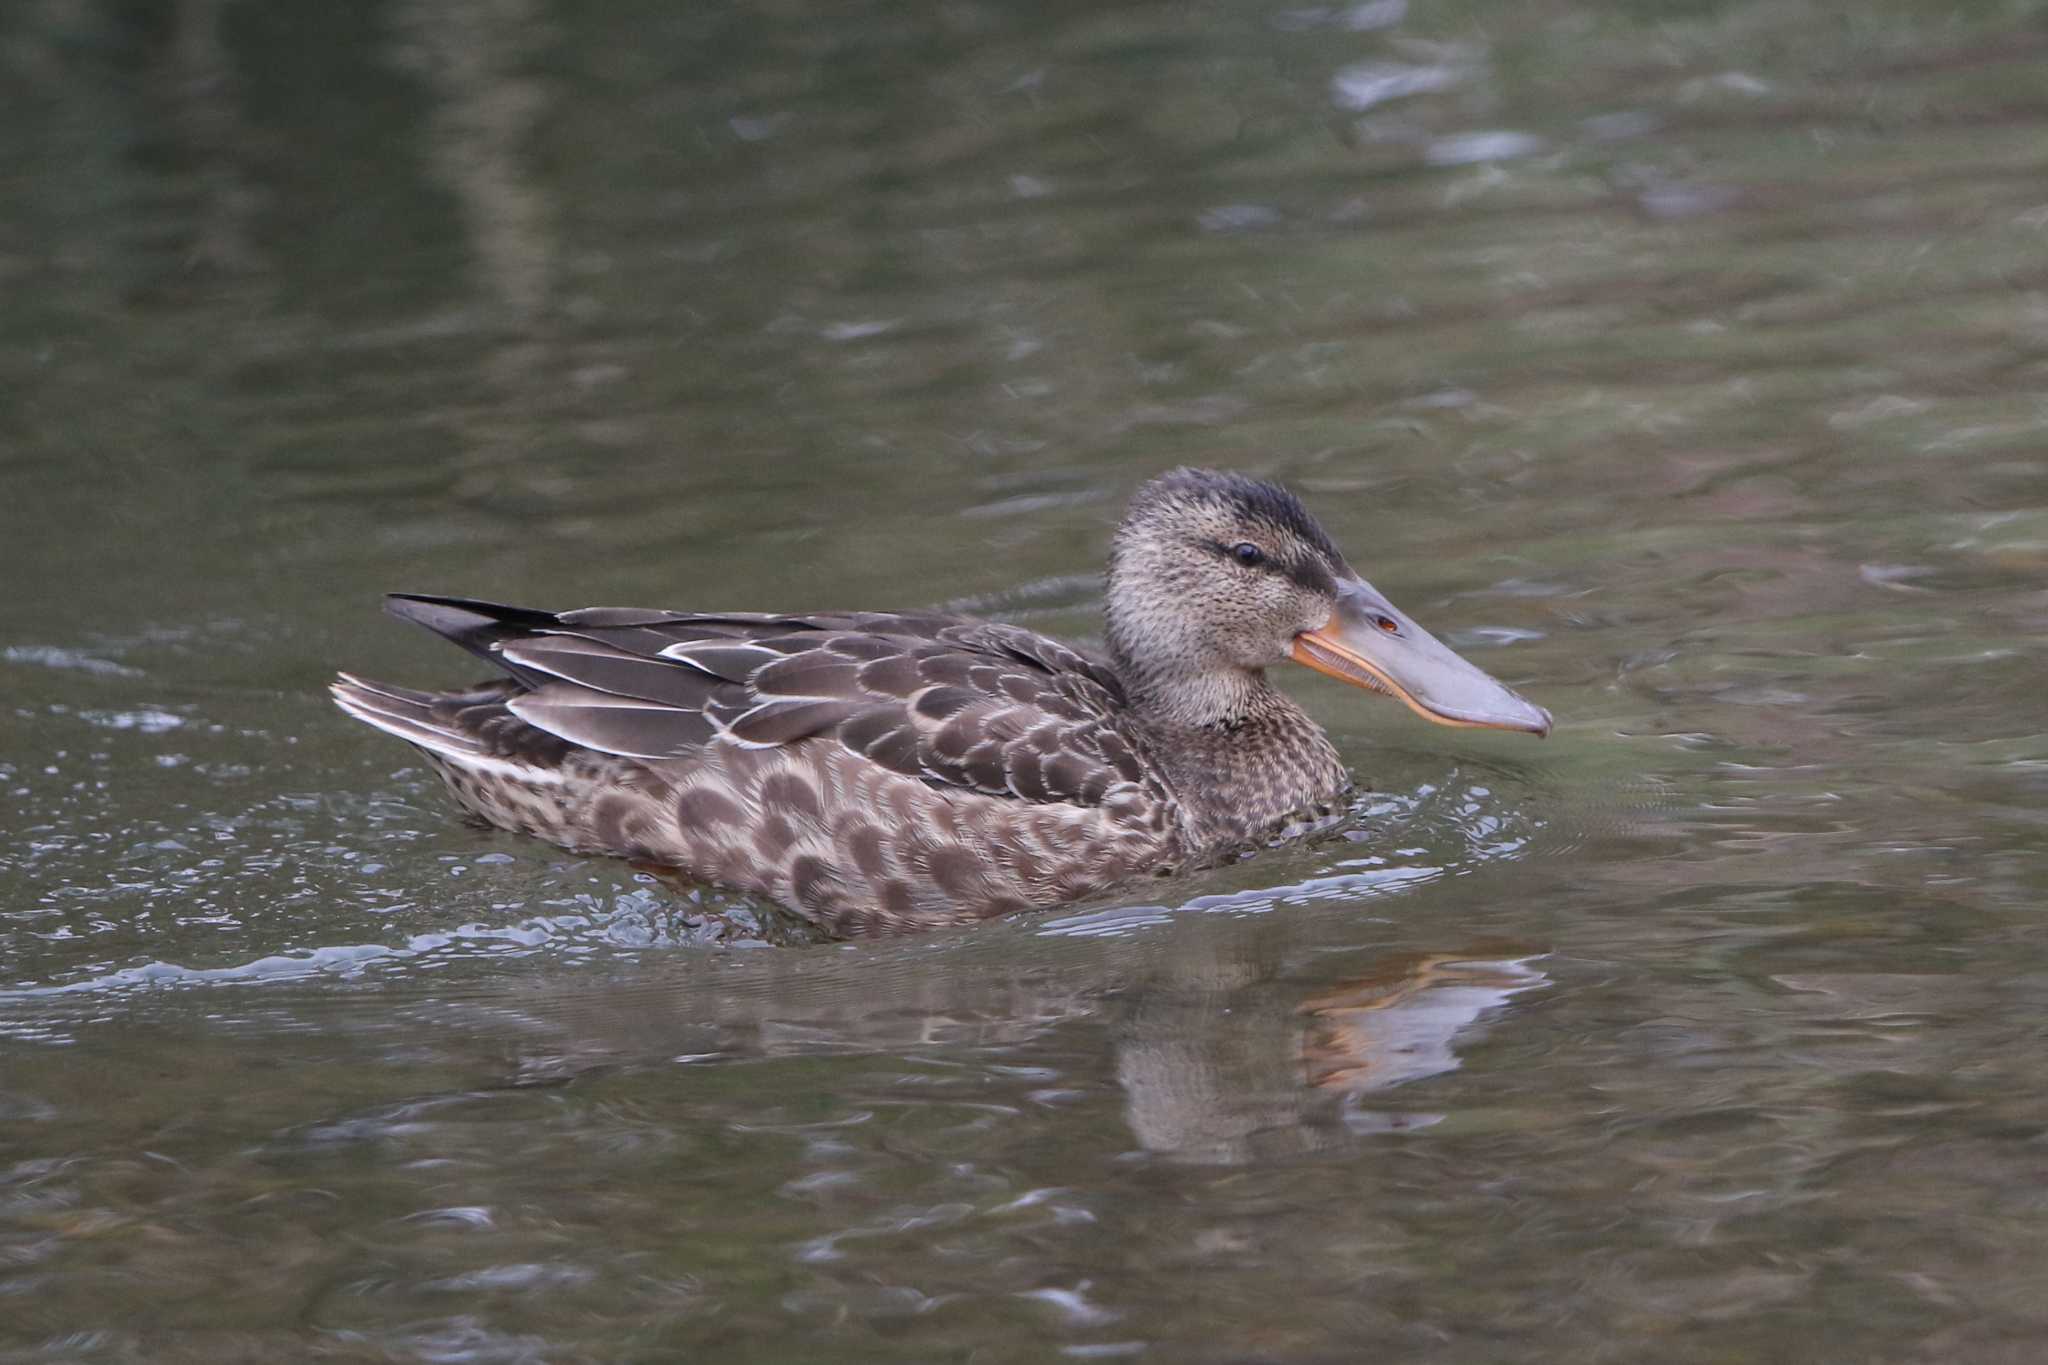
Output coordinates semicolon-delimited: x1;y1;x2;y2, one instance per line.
5;0;2048;1359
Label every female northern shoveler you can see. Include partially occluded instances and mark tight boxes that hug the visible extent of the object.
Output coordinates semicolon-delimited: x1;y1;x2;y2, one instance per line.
333;468;1549;935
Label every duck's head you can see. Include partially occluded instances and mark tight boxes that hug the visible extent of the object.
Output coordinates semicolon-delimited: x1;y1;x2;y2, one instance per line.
1104;467;1551;736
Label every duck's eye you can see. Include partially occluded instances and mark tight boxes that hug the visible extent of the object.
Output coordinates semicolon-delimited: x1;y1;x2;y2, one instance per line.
1231;542;1266;567
1373;613;1400;634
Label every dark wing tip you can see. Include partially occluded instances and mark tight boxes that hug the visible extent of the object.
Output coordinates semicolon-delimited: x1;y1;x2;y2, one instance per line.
382;593;567;672
384;592;558;646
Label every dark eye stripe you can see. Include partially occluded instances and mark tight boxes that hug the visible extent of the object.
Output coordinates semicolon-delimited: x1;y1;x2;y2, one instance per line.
1204;539;1337;595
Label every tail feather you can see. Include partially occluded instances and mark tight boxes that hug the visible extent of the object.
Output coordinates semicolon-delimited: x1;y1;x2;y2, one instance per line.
331;673;483;762
332;671;442;709
332;673;571;792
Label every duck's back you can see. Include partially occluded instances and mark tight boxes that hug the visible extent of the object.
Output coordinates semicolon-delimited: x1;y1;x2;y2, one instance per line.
332;596;1181;932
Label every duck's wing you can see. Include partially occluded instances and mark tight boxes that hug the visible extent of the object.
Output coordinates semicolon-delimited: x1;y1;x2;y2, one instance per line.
382;594;1151;810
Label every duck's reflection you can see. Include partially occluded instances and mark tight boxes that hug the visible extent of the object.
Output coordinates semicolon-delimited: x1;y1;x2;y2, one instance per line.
124;868;1555;1167
1109;937;1548;1162
1301;953;1548;1135
379;923;1553;1163
1301;953;1547;1093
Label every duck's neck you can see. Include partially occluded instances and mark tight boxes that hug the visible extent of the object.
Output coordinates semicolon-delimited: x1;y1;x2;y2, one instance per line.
1117;656;1273;732
1115;659;1351;856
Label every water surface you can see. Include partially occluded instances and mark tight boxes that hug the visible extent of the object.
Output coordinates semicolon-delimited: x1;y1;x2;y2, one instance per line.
5;1;2048;1359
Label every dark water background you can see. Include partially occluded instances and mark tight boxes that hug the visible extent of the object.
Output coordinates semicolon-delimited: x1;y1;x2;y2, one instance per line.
5;0;2048;1359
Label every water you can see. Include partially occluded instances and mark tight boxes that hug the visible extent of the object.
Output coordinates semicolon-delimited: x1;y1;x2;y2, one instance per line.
5;0;2048;1358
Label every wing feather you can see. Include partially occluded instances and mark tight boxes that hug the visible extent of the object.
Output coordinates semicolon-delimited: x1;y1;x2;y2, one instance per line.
506;684;716;757
386;595;1153;813
498;636;722;708
724;698;861;747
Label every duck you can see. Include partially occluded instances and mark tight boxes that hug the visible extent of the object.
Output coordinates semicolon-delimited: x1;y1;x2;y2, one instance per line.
332;467;1550;936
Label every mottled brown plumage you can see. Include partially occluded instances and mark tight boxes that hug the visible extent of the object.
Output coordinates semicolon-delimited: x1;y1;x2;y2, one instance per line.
333;468;1550;936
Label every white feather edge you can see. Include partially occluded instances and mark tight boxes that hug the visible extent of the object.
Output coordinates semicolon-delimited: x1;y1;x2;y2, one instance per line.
503;689;684;762
333;685;566;785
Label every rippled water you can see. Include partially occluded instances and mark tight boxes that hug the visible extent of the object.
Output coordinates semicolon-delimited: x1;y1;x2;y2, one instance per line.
6;0;2048;1359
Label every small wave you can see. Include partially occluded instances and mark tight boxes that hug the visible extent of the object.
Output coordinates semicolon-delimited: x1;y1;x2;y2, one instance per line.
0;899;738;1013
3;644;144;677
1040;770;1541;939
